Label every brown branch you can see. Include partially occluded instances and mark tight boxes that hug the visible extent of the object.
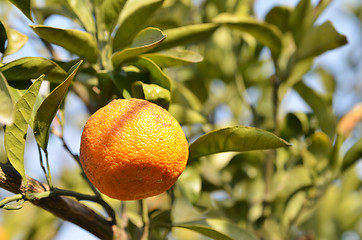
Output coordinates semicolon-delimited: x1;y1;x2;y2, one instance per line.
0;162;126;240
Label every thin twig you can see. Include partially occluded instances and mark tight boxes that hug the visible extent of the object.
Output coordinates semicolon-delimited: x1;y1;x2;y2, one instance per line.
140;199;149;240
37;145;53;189
58;134;117;224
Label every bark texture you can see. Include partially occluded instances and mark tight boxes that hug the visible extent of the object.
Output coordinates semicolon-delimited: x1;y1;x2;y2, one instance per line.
0;162;124;240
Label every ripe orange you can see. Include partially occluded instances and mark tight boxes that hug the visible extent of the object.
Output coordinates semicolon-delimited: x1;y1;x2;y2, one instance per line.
79;98;189;200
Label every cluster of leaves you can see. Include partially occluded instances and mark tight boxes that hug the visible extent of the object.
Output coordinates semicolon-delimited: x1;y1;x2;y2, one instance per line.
0;0;361;239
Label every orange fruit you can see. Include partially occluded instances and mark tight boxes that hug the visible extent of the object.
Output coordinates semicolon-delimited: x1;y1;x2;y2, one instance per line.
79;98;189;200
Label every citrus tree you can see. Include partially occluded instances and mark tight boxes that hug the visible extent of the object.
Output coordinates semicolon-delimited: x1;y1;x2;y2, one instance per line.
0;0;361;239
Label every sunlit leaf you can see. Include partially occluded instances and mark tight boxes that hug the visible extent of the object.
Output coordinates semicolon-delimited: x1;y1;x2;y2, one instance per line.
213;13;282;57
136;56;171;90
153;23;219;52
294;81;336;139
143;49;203;68
0;57;67;82
9;0;33;21
342;138;362;172
169;104;206;125
189;126;290;159
131;81;170;109
101;0;127;33
113;0;164;51
295;21;347;61
65;0;95;33
174;218;259;240
112;27;166;68
3;27;28;56
33;60;82;150
0;72;14;125
30;25;98;63
4;76;43;184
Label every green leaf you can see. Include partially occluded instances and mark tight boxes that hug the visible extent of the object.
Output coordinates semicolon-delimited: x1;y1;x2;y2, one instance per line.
169;104;206;125
295;21;348;61
176;166;202;204
136;56;171;90
174;218;258;240
294;81;336;139
0;21;6;54
131;81;170;109
0;72;14;125
213;14;282;57
30;25;98;63
265;6;291;33
4;76;43;185
342;138;362;173
112;0;164;51
65;0;95;33
9;0;33;22
0;57;67;82
101;0;127;33
112;27;166;68
142;49;203;68
316;67;335;97
189;126;290;159
153;23;219;52
3;27;28;56
33;60;82;150
278;58;314;100
288;0;313;45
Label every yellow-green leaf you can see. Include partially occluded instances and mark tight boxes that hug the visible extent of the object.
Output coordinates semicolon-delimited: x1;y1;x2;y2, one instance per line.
4;75;43;184
189;126;290;159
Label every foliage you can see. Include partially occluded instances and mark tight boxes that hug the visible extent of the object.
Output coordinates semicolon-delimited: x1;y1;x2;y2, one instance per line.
0;0;361;239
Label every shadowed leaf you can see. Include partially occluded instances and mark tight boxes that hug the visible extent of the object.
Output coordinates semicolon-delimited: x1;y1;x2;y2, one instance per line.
112;27;166;68
136;56;171;90
9;0;33;21
294;81;336;139
213;13;282;57
101;0;127;33
0;57;67;82
0;21;6;54
33;61;82;150
113;0;164;51
143;49;203;68
153;23;219;52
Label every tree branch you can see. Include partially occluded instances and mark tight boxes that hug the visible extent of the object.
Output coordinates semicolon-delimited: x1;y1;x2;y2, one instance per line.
0;162;126;240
